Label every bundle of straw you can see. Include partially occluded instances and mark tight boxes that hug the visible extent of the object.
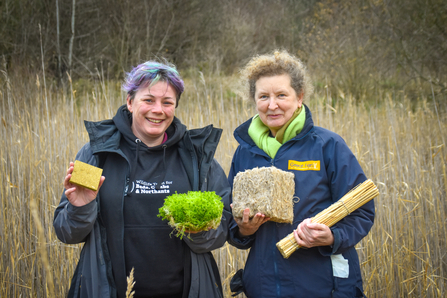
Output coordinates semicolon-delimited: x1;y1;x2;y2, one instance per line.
276;179;379;259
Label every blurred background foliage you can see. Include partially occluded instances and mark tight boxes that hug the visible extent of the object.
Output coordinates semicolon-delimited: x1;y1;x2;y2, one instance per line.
1;0;446;102
1;1;446;297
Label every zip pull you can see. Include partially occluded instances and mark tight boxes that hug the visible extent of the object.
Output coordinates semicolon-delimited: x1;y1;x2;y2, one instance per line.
124;177;130;196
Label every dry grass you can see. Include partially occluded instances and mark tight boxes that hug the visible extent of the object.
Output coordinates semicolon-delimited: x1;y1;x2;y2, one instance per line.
0;69;446;297
126;267;135;298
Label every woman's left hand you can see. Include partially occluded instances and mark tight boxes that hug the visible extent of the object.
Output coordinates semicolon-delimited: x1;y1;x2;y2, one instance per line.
233;207;270;237
293;218;334;248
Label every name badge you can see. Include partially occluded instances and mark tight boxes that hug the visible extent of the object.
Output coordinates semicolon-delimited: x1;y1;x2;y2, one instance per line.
288;160;320;171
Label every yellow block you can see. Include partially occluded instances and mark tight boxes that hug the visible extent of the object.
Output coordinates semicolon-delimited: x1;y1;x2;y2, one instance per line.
69;160;103;191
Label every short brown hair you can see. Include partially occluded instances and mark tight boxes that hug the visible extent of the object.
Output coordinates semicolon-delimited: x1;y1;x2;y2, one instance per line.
241;50;313;102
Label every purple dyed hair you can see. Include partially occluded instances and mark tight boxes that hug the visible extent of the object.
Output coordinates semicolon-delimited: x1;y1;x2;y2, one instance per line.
122;61;185;107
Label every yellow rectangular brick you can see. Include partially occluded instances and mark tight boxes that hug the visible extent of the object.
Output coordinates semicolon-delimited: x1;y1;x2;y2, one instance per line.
69;160;103;191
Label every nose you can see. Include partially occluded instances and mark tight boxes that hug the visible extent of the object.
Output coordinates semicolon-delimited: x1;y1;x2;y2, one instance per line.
152;101;164;114
268;98;278;110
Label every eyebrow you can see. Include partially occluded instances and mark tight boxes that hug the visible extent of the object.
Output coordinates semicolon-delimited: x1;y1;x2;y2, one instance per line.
256;89;289;94
141;93;175;99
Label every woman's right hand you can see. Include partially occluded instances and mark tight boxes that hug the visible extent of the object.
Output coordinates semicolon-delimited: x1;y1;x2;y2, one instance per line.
233;206;270;237
64;162;105;207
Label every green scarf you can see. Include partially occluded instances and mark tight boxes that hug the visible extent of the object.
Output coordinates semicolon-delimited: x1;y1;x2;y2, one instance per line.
248;106;306;159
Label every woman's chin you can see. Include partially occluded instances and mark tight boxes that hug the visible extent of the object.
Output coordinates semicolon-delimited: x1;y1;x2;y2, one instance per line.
139;129;165;141
263;118;286;129
266;123;284;131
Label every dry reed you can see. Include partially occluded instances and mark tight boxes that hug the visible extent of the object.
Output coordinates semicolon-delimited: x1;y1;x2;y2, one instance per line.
126;267;135;298
276;179;379;258
0;68;446;297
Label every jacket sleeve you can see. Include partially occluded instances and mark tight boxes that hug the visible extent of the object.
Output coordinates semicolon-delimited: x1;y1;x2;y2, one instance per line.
318;136;375;256
226;146;256;250
53;143;99;244
183;159;232;253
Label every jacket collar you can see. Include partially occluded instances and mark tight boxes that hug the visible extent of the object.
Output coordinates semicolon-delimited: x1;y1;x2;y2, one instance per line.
84;105;223;191
84;118;121;154
84;105;187;155
234;104;314;148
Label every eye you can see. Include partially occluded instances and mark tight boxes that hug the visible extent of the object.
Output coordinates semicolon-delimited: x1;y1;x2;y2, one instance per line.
259;94;268;100
163;99;175;105
278;93;286;98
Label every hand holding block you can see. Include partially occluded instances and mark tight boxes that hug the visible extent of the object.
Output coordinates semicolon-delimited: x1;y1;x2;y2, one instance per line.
69;160;103;191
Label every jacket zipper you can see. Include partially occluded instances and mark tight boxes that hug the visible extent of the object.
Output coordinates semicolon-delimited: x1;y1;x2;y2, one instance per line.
273;227;281;297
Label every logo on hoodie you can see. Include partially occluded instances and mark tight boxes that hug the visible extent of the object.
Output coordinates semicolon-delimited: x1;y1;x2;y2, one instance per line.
126;180;172;195
288;160;320;171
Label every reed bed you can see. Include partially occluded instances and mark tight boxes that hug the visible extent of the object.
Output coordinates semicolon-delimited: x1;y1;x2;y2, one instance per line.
0;69;446;297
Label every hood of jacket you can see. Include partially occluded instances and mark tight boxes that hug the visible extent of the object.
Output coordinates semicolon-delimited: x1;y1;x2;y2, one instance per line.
84;104;222;191
112;104;186;151
84;104;187;155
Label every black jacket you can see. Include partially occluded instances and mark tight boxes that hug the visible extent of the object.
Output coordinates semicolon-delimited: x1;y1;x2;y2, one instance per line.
53;106;231;298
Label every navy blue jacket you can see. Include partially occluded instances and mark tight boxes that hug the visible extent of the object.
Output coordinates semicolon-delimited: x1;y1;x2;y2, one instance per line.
228;105;375;298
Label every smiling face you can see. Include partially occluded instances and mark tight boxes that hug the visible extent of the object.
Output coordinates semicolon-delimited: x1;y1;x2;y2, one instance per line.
127;80;177;147
254;74;303;136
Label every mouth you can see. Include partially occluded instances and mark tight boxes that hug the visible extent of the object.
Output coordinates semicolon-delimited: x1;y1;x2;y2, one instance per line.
147;118;163;123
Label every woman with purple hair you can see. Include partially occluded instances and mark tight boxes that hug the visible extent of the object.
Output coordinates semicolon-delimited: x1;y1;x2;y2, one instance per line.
54;60;231;298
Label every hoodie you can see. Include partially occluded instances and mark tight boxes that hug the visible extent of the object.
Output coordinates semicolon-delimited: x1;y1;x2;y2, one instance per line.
112;107;190;297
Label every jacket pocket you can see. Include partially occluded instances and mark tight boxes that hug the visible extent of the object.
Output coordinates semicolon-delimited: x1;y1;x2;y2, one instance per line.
355;285;367;297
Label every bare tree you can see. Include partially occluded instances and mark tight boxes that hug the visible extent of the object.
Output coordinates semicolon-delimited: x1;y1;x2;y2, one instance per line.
56;0;62;79
68;0;76;74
